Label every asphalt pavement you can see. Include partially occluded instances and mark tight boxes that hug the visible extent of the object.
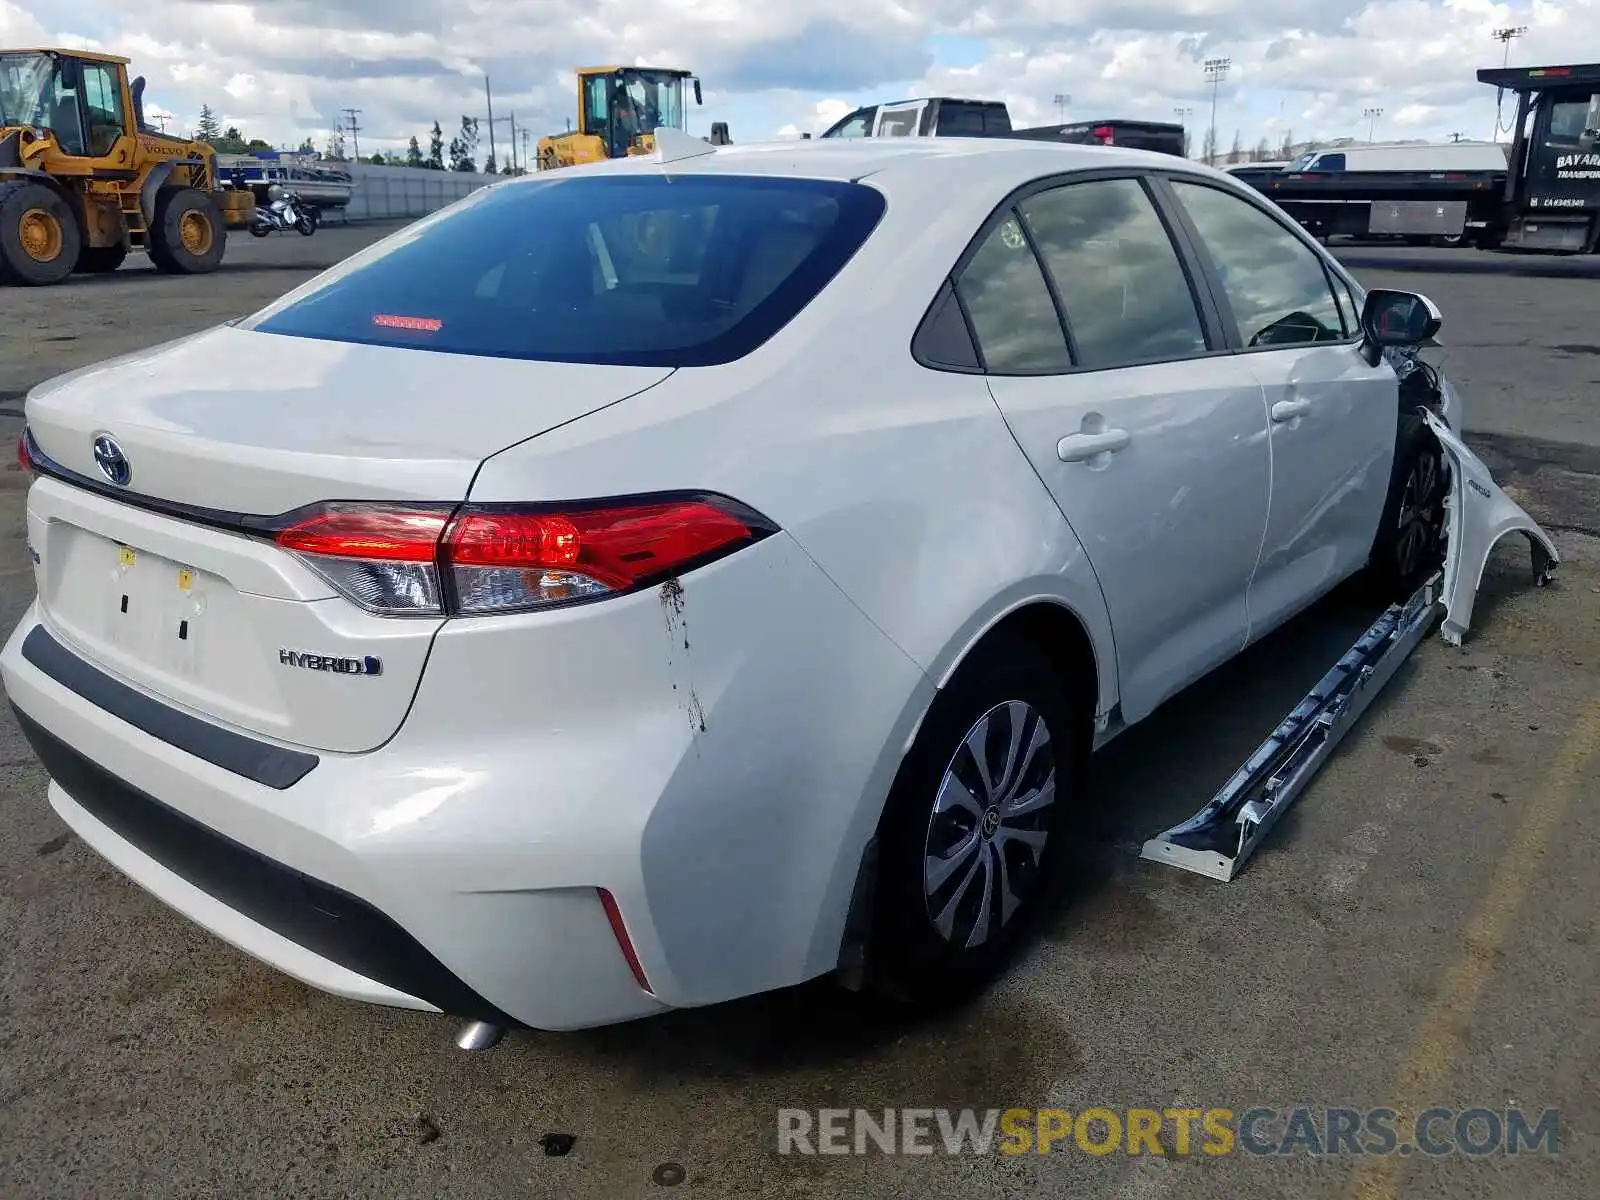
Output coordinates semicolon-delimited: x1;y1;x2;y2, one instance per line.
0;226;1595;1200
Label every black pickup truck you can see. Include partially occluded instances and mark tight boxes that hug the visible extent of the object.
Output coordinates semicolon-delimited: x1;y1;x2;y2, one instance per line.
816;97;1186;156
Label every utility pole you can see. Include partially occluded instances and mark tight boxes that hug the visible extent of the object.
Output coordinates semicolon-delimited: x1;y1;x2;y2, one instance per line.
484;76;497;170
487;112;517;172
341;107;361;161
1054;93;1070;124
1203;58;1230;164
1490;25;1528;140
1364;106;1383;142
1173;105;1193;156
153;113;170;133
520;127;531;173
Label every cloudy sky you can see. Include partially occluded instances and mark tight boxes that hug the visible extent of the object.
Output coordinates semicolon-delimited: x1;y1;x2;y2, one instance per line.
4;0;1596;164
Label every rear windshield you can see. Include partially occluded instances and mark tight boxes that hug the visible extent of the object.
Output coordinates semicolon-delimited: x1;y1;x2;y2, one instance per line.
243;173;886;367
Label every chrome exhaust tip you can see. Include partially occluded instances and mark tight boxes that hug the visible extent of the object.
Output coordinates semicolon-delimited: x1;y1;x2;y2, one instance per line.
454;1020;506;1051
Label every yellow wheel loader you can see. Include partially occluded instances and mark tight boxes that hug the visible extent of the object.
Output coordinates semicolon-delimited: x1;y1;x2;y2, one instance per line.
536;66;730;171
0;47;253;286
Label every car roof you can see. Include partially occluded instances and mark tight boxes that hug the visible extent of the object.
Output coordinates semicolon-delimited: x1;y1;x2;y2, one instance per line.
532;137;1209;186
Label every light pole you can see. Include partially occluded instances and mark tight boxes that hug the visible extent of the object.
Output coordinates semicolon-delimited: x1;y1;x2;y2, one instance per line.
1173;106;1193;157
1363;106;1383;142
1054;93;1070;124
1493;24;1528;68
1490;26;1528;140
1203;57;1230;163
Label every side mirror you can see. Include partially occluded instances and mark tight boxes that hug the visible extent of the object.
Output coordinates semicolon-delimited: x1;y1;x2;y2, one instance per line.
1360;288;1441;363
693;79;703;106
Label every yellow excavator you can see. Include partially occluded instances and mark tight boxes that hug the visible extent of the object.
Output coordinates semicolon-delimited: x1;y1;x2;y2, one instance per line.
536;66;730;171
0;46;253;285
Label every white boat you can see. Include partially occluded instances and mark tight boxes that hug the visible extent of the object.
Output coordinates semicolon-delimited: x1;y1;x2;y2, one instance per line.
215;153;355;209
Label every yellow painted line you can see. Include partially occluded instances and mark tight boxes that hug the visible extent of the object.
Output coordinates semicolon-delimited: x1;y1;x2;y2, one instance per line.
1343;694;1600;1200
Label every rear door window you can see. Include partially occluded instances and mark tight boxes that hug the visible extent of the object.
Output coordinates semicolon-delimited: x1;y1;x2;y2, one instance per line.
1019;178;1208;369
243;175;886;367
954;213;1071;373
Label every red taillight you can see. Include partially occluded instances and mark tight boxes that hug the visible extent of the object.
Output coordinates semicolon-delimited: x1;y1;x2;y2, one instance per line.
270;494;774;617
1092;125;1114;145
447;501;758;589
275;505;449;562
17;430;34;478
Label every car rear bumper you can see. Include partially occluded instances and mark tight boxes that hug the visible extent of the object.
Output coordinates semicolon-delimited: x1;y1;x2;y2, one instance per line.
1;530;933;1031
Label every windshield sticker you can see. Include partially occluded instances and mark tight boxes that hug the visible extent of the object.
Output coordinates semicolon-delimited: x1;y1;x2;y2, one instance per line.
372;314;443;332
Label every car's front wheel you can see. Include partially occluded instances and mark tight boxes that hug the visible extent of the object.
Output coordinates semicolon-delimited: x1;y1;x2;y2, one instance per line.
867;631;1085;1007
1366;407;1449;601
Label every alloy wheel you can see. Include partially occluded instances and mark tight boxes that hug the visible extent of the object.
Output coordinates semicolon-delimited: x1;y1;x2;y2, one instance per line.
1394;449;1444;579
922;700;1057;951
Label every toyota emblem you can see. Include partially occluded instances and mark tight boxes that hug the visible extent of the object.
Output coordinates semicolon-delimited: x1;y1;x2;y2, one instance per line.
92;434;131;487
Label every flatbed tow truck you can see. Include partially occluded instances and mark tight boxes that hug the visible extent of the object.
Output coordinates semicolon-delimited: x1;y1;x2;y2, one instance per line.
1243;62;1600;254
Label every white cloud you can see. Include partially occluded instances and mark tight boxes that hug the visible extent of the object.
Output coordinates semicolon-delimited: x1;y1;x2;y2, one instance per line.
5;1;1599;158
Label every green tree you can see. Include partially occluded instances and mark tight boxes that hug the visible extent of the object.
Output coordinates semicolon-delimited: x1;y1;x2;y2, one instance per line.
483;152;496;174
245;138;272;152
500;160;515;175
195;104;222;143
405;135;424;168
449;115;480;171
298;137;316;155
212;125;247;153
427;121;445;169
368;152;388;165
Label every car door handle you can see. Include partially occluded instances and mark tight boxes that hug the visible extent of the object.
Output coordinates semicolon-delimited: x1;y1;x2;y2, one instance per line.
1271;398;1312;423
1057;429;1131;462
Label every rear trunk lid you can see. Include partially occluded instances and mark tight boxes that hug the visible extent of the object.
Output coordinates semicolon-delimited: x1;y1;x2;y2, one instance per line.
23;325;674;755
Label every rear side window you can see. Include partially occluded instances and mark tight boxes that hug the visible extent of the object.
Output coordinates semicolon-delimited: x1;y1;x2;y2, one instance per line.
955;213;1071;373
243;174;886;367
938;104;991;136
1019;178;1208;369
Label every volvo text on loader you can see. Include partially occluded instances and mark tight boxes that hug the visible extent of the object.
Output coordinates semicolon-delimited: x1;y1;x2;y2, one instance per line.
0;47;253;285
535;65;729;171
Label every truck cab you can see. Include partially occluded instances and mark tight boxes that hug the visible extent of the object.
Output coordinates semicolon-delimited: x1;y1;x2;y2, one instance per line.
818;97;1012;139
1476;62;1600;252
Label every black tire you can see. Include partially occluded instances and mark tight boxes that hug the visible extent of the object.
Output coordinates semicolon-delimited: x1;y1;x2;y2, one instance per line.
0;179;81;285
147;186;226;275
74;244;127;274
296;214;316;235
249;221;270;238
1365;407;1448;601
866;630;1087;1008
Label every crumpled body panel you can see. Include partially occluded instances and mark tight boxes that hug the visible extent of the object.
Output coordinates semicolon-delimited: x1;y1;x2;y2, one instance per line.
1421;408;1560;646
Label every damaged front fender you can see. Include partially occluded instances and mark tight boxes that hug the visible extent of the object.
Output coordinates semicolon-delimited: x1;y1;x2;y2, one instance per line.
1421;408;1560;646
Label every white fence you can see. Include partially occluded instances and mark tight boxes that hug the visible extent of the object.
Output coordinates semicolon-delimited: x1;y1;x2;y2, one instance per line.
337;161;507;222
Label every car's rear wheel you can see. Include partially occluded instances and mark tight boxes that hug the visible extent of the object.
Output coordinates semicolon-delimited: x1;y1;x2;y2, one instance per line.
867;632;1085;1007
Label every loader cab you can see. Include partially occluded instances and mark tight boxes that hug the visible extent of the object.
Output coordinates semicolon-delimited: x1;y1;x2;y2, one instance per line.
0;49;135;161
578;66;702;160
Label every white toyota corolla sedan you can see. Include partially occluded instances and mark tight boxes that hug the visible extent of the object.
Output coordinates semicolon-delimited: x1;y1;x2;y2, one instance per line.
3;135;1459;1039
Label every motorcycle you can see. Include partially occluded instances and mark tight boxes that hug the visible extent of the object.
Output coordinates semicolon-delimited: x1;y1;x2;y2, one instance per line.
249;185;318;238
